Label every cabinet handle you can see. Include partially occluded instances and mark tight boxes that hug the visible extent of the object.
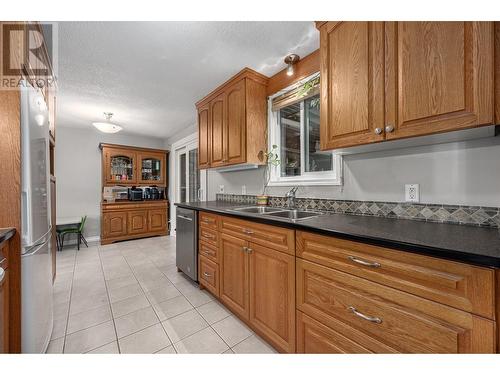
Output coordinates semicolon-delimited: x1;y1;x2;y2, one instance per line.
348;306;382;324
348;256;381;268
203;232;215;239
177;215;192;221
0;267;5;284
242;246;248;252
203;272;212;278
246;248;253;254
385;125;394;133
202;218;210;222
243;229;254;235
203;250;214;256
374;127;383;135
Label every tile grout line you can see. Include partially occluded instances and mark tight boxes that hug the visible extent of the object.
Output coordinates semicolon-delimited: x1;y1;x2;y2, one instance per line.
59;249;77;354
96;243;122;354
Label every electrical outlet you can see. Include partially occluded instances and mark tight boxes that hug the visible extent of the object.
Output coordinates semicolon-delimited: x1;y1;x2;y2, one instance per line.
405;184;420;203
241;185;247;195
219;185;225;194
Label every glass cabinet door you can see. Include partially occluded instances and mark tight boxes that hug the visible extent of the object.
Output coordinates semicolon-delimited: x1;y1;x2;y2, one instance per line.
106;150;136;184
138;152;165;184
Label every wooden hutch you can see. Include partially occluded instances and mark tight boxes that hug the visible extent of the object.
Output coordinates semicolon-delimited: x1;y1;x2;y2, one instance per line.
100;143;169;245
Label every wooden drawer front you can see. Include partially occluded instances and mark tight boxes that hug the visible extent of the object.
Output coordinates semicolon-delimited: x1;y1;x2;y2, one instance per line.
199;255;219;297
199;241;219;264
199;212;218;230
297;259;495;353
199;227;218;246
221;216;295;255
297;311;373;354
296;231;495;319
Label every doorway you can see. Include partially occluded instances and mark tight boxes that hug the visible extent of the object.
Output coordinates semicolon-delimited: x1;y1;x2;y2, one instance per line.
171;134;207;235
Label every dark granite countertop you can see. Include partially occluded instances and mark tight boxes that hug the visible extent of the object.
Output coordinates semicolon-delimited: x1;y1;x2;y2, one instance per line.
175;201;500;268
0;228;16;246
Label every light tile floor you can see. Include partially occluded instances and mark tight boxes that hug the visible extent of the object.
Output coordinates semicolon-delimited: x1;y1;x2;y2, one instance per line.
46;235;277;354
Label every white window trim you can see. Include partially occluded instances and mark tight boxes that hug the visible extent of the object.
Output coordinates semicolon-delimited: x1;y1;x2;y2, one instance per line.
267;74;342;187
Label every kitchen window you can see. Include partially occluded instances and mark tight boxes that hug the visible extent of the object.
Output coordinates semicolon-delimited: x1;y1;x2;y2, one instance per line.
268;73;342;186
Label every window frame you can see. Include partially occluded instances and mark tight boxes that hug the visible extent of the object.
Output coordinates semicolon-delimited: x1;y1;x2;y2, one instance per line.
267;74;342;187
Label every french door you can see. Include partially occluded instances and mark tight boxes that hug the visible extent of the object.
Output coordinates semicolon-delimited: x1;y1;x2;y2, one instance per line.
172;140;206;234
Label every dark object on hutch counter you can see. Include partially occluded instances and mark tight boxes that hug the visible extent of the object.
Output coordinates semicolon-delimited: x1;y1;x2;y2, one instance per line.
128;187;143;201
144;187;152;200
151;187;160;200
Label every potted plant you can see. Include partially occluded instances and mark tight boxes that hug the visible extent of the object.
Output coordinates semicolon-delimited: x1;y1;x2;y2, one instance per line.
256;145;280;206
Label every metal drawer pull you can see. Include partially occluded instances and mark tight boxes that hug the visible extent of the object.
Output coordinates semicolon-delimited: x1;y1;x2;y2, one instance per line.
177;215;193;221
203;272;212;278
202;218;211;223
348;306;382;324
0;267;5;283
203;250;214;256
243;229;254;235
203;232;215;239
246;248;253;254
348;256;381;268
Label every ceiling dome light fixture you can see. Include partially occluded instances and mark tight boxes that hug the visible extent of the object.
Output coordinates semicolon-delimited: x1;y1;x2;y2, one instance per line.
92;112;123;134
284;54;300;76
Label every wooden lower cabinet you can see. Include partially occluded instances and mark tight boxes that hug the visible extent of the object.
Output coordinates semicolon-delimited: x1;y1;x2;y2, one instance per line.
197;212;498;354
296;259;495;353
249;243;295;353
0;241;9;353
220;233;249;319
101;202;168;244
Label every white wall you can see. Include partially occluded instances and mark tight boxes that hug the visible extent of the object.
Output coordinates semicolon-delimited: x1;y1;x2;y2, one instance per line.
207;136;500;207
56;126;165;239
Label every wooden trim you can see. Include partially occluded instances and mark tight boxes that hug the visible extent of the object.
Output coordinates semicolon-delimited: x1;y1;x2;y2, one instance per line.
0;90;21;353
315;21;328;30
495;22;500;124
266;49;320;96
99;143;169;154
196;67;269;108
496;269;500;353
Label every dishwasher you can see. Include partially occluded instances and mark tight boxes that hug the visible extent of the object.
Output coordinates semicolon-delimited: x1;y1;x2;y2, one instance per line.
176;207;198;282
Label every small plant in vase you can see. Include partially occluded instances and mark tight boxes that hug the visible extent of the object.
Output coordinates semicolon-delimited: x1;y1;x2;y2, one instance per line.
256;145;280;206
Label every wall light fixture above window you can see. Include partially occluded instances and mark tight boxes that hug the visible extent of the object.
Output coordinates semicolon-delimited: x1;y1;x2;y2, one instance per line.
284;54;300;76
92;112;123;134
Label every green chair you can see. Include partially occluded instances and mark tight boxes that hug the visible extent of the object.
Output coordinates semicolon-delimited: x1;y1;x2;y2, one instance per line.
57;216;88;251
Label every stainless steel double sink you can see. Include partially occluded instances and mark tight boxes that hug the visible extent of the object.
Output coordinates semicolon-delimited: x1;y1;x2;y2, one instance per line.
230;206;324;221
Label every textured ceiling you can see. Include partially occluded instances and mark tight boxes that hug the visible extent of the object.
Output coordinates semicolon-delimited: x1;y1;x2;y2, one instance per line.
56;21;319;139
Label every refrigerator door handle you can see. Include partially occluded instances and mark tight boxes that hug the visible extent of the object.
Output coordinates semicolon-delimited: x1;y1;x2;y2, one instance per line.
22;228;52;256
21;190;30;243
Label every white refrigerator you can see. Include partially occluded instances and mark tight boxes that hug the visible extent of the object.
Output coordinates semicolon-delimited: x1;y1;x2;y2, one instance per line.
20;82;54;353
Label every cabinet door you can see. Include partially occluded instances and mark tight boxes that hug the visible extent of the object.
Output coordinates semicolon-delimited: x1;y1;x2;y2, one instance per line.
225;79;246;165
103;148;137;184
319;22;385;150
137;152;166;185
127;210;148;235
210;93;226;167
385;22;494;140
148;208;167;232
248;243;295;353
220;233;249;319
198;104;210;169
0;256;8;354
102;212;128;239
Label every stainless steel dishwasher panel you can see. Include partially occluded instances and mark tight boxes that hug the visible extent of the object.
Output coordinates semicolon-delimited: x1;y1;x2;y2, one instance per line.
175;207;198;281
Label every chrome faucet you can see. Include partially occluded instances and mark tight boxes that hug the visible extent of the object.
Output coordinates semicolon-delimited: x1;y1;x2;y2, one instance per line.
285;186;299;209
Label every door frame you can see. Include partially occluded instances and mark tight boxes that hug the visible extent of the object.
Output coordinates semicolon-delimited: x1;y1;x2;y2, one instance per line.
170;132;207;236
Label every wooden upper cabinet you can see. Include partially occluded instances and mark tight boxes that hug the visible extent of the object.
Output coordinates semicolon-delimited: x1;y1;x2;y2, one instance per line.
137;151;166;185
318;21;495;151
225;79;246;165
198;104;210;169
319;22;385;150
103;148;137;185
385;22;494;140
101;144;168;187
196;68;268;169
210;92;226;168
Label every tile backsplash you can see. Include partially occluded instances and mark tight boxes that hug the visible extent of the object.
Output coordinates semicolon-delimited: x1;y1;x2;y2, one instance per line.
216;193;500;228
